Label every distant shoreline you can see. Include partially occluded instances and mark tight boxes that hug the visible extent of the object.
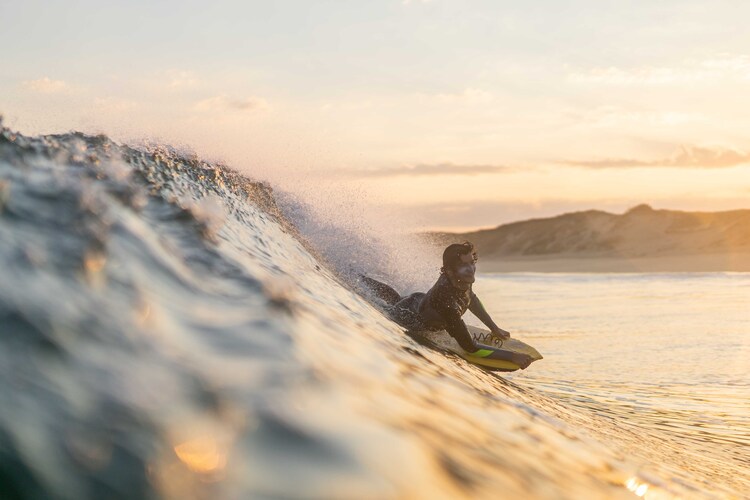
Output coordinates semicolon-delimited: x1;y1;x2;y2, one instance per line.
432;205;750;272
478;252;750;273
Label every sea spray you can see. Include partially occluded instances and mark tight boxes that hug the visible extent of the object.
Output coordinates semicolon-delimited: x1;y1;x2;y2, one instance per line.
274;189;439;294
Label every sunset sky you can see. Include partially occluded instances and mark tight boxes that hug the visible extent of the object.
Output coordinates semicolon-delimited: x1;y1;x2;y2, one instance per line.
2;0;750;230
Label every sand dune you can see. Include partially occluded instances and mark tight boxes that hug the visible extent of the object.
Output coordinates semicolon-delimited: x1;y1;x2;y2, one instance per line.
431;204;750;272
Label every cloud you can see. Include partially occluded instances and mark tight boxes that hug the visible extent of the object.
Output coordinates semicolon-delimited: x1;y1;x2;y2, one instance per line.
567;54;750;85
353;162;512;178
21;77;68;93
567;66;693;85
166;70;198;89
418;88;494;106
562;145;750;169
94;97;137;113
194;95;269;112
571;105;699;129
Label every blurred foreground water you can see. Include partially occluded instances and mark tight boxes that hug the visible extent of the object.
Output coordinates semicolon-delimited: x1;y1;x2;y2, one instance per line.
0;125;747;499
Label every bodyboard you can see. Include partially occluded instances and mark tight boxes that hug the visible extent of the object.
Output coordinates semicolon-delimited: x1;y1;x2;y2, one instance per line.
410;325;543;372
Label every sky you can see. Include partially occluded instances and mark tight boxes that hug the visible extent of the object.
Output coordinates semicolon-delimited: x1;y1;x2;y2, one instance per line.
2;0;750;231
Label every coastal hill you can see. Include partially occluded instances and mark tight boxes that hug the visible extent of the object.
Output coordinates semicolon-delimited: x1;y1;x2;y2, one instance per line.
431;205;750;272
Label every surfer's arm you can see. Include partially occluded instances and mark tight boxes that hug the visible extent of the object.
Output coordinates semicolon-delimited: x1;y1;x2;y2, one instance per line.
469;292;510;339
440;307;479;352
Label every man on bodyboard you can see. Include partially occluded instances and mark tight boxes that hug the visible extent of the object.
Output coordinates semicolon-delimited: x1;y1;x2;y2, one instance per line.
362;241;534;369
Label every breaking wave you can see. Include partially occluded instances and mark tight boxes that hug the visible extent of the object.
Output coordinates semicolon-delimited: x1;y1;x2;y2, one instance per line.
0;122;744;499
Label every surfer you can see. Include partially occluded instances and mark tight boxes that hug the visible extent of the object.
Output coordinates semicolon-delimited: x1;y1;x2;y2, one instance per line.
363;242;532;369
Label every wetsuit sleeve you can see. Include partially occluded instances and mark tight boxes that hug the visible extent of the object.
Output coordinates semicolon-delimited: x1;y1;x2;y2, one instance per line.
439;306;478;352
469;292;499;331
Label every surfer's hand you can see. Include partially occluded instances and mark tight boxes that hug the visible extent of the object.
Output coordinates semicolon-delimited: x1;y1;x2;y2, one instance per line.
491;327;510;340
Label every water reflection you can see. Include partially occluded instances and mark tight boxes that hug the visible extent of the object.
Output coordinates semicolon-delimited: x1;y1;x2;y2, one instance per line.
173;437;227;476
482;272;750;497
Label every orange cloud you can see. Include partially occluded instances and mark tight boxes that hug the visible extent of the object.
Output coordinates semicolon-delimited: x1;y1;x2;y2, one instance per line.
352;162;513;177
21;77;68;93
562;145;750;169
194;95;269;112
166;70;198;89
567;54;750;85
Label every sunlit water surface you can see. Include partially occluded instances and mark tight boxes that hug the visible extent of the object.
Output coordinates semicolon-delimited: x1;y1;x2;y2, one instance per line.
474;272;750;497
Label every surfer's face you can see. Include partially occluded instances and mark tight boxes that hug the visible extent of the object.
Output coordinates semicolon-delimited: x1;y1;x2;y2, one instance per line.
447;253;476;290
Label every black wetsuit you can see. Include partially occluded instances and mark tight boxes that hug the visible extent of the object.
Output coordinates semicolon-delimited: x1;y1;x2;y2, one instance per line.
389;274;498;352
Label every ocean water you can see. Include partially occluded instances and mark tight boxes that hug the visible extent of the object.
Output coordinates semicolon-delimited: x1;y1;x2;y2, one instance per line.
474;273;750;498
0;125;747;499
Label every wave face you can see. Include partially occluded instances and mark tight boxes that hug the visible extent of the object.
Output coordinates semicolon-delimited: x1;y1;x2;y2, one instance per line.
0;125;740;499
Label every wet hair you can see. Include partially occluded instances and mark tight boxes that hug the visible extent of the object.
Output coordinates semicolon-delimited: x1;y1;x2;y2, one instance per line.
440;241;477;274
